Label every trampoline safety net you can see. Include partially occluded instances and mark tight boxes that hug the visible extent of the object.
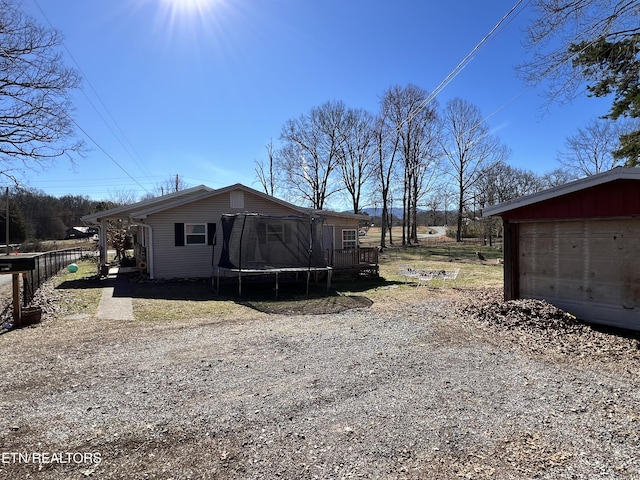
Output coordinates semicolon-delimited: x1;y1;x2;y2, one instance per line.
218;213;326;270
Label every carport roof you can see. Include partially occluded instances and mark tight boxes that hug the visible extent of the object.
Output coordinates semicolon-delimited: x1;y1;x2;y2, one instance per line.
81;184;215;223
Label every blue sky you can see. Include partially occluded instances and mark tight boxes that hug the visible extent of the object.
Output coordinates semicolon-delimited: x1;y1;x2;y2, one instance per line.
19;0;611;206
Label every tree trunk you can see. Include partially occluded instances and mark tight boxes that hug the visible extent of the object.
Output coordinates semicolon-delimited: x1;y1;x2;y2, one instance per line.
411;174;419;243
402;171;408;246
456;187;464;242
380;203;387;248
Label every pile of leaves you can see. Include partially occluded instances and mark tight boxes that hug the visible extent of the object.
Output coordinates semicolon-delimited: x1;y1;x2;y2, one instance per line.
462;297;585;334
458;289;640;366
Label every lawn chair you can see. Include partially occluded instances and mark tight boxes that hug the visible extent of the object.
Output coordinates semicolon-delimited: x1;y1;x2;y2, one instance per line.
441;268;460;287
398;264;419;283
417;270;435;287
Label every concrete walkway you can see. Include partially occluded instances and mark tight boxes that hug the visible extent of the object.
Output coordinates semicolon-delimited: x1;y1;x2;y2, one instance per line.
95;267;134;320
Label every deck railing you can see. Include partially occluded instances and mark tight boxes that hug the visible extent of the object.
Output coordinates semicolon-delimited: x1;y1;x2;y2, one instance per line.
328;247;379;268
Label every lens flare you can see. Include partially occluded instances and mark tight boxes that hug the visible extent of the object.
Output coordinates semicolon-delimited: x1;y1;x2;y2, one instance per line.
151;0;224;42
160;0;216;16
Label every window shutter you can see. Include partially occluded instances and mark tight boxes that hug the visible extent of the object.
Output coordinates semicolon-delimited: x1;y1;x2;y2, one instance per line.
207;223;216;245
174;223;185;246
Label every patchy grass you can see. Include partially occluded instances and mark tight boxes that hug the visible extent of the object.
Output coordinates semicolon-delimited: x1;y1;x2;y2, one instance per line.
48;239;503;322
124;279;252;322
133;298;249;322
377;242;503;289
131;279;377;320
50;259;104;316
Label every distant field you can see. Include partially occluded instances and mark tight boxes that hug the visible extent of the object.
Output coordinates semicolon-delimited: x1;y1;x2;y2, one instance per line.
357;227;504;289
18;238;98;253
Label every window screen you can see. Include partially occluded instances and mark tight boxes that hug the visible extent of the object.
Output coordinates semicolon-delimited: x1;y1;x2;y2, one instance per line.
186;224;206;244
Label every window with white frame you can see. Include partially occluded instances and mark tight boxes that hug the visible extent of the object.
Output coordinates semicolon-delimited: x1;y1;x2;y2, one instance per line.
185;224;206;244
342;229;357;249
267;223;284;243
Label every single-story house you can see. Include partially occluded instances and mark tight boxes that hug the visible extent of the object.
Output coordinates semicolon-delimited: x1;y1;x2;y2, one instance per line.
482;167;640;331
81;183;375;280
65;226;98;239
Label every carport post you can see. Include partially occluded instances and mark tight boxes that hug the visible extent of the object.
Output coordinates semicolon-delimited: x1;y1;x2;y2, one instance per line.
12;273;20;325
99;219;108;271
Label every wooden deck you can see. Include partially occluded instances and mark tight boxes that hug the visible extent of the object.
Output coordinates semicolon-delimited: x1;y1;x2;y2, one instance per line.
328;247;379;279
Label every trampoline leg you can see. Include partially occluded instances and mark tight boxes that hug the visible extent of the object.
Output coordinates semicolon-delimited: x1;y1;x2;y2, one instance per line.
275;272;279;299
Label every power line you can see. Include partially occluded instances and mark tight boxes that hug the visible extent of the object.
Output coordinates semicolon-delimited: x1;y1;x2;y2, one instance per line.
30;0;156;183
0;35;151;194
403;0;529;130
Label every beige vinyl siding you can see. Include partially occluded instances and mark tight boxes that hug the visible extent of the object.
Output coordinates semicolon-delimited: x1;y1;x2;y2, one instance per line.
319;213;361;251
333;225;360;249
148;190;304;278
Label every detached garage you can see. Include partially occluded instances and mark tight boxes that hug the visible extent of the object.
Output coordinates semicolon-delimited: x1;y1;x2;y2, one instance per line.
483;167;640;331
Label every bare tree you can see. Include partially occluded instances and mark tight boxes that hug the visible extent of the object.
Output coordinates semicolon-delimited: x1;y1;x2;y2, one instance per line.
475;161;545;207
372;113;400;248
106;188;138;206
254;140;277;196
439;185;456;227
381;84;439;245
558;118;634;176
336;108;376;214
424;193;440;226
277;101;346;209
541;167;579;188
59;194;94;227
474;162;547;246
409;116;441;241
0;1;82;180
440;98;509;242
152;174;190;196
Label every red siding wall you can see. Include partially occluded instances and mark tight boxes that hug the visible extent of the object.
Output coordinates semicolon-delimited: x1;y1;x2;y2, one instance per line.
501;180;640;221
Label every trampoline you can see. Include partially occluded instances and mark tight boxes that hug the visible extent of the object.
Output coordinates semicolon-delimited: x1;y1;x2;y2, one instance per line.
213;213;332;297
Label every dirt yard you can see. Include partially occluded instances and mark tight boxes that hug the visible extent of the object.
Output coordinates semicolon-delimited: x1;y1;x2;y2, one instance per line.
1;282;640;479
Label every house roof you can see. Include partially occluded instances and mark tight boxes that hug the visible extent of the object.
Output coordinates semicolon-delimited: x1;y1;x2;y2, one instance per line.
81;183;368;224
482;167;640;218
81;184;215;223
67;226;93;233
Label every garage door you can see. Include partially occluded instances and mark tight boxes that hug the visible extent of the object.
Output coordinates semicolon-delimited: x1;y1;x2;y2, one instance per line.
518;218;640;329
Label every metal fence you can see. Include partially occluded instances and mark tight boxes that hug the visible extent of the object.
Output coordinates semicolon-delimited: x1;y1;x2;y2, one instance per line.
22;247;88;306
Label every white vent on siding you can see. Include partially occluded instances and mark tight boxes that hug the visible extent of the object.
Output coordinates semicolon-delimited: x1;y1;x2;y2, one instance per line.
230;190;244;208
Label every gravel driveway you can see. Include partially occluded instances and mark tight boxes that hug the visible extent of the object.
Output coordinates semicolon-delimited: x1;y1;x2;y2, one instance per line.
1;287;639;479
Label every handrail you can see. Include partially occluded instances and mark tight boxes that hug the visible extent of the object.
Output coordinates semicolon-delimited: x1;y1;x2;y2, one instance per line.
328;247;378;268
